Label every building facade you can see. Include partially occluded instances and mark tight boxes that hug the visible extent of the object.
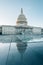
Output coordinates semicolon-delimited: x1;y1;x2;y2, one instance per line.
0;8;43;35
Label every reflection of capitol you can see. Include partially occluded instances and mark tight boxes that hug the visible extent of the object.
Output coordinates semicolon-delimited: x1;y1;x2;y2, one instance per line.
0;8;43;35
16;42;27;64
6;42;27;65
16;42;27;54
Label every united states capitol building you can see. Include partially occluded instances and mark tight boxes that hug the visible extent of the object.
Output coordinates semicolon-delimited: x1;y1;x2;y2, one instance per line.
0;8;43;35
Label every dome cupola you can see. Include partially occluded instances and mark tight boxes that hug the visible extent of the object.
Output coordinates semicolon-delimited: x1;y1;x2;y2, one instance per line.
16;8;27;26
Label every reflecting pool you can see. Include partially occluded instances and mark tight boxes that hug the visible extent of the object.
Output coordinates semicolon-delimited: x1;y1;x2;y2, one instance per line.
0;35;43;65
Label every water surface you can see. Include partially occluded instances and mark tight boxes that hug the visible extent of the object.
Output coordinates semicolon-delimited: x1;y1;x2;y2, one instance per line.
0;35;43;65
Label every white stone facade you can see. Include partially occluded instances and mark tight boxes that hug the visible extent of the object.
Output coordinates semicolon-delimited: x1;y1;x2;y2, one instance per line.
32;27;41;34
2;25;15;34
0;25;42;35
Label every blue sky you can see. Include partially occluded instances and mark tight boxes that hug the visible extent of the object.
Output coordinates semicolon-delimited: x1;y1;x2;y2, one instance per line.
0;0;43;27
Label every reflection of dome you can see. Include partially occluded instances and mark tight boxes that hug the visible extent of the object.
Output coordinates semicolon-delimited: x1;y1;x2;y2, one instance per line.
16;8;27;26
16;42;27;54
16;42;27;64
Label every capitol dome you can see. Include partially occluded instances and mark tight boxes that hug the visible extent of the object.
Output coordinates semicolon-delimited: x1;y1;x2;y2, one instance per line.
16;8;27;26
